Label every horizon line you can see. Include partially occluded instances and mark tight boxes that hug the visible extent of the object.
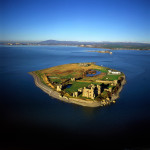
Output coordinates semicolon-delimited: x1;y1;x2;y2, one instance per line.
0;39;150;44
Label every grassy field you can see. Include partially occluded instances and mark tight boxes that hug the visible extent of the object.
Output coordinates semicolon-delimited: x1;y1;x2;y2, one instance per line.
36;63;124;86
65;82;91;94
40;63;106;77
49;78;61;84
35;63;124;98
102;74;121;81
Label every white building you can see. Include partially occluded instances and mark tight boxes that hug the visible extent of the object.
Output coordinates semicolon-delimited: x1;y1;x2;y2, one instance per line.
108;70;121;75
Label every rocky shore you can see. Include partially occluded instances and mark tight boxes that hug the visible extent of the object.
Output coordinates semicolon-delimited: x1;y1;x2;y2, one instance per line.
29;72;126;107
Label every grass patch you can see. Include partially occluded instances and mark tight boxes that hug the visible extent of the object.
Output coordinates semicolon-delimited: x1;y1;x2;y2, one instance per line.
102;75;121;81
34;71;47;86
108;85;115;88
65;82;91;94
50;78;61;84
60;74;73;79
101;91;108;98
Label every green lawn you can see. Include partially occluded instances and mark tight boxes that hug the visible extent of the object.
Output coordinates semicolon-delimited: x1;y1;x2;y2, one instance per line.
49;78;61;84
65;82;91;94
102;74;121;81
60;74;73;79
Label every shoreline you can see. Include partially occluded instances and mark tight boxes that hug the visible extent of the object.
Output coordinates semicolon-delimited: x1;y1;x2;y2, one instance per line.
1;44;150;50
29;72;126;107
79;46;150;50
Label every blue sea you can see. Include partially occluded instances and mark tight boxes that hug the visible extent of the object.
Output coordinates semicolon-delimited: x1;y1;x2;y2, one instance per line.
1;45;150;149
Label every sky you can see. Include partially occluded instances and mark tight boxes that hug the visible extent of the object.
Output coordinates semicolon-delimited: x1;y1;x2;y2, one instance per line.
0;0;150;42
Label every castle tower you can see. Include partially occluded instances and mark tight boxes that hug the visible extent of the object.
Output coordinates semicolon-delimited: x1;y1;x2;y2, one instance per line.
97;85;101;95
90;87;95;100
82;87;88;98
82;86;95;100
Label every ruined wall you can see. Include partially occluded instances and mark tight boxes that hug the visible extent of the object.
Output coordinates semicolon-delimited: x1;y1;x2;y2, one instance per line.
71;78;76;81
97;85;101;95
73;92;78;97
42;74;54;88
96;80;118;86
57;85;62;91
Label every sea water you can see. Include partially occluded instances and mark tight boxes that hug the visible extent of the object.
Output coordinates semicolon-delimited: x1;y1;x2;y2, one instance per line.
1;45;150;148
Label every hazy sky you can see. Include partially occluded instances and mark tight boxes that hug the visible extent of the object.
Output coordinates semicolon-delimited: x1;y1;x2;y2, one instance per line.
1;0;150;42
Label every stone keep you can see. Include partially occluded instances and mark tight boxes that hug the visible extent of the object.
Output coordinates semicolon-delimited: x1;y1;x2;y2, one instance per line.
82;87;95;100
90;87;95;100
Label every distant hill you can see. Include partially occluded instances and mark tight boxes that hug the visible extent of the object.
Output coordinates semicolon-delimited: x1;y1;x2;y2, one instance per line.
38;40;150;50
38;40;96;45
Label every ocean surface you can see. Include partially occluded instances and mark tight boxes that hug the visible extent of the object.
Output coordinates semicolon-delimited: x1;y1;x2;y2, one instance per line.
1;45;150;149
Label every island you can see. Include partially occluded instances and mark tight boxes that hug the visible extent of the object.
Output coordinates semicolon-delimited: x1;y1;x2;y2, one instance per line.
87;50;112;54
29;63;126;107
2;40;150;50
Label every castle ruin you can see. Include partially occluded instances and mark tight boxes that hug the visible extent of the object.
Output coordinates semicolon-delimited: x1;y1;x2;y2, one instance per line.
57;84;62;91
82;84;101;100
71;78;76;81
73;92;78;97
82;87;95;99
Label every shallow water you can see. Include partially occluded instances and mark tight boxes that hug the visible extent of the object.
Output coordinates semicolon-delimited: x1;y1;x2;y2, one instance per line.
1;45;150;148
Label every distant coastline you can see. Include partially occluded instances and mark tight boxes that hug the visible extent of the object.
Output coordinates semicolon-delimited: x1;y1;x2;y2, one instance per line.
79;44;150;50
1;40;150;50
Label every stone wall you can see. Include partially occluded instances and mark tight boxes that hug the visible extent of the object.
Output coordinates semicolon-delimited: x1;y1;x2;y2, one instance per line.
96;80;118;86
71;78;76;81
73;92;78;97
